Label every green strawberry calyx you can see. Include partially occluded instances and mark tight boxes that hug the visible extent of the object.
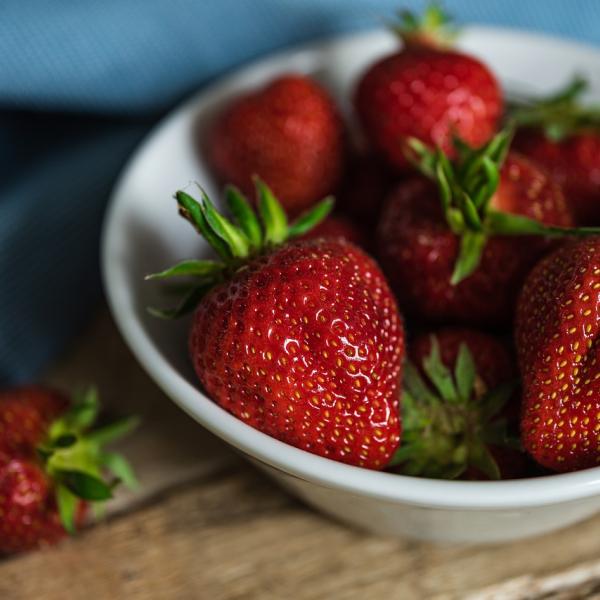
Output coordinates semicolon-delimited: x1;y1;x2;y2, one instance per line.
38;388;139;534
146;177;334;318
390;3;458;49
510;76;600;141
408;128;600;284
388;337;519;480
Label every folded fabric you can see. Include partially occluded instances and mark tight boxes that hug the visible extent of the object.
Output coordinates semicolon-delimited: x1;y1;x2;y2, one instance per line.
1;0;599;384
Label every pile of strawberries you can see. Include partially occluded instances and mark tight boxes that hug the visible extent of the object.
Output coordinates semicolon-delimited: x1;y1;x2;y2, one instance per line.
150;6;600;480
0;387;137;554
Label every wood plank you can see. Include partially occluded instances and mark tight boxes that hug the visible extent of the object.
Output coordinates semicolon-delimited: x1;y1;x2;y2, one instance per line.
3;465;600;600
3;309;600;598
462;561;600;600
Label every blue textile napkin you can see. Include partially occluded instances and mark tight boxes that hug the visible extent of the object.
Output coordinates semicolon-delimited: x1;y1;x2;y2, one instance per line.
1;0;599;385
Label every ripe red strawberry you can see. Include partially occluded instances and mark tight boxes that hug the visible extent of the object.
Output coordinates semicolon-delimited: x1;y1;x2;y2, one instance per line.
389;328;525;479
148;179;404;469
301;215;367;248
207;74;345;216
515;132;600;225
377;131;585;327
354;6;502;171
0;387;68;454
516;237;600;472
512;77;600;225
0;454;87;554
0;387;138;555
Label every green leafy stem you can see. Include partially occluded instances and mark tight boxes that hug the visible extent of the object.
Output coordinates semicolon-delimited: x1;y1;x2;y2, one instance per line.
389;337;519;480
146;177;334;318
509;75;600;141
408;128;600;284
38;387;139;533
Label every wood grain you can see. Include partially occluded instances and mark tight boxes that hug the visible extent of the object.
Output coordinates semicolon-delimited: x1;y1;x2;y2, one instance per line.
3;465;600;600
2;310;600;599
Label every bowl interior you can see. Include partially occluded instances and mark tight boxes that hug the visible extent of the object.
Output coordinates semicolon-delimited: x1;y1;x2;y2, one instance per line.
102;26;600;509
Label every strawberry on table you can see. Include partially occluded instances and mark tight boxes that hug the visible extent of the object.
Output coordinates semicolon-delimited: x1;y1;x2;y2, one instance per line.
148;180;404;469
512;77;600;225
207;74;345;217
0;386;68;455
376;129;600;327
0;454;86;554
0;387;138;555
516;238;600;472
354;5;502;171
389;328;525;480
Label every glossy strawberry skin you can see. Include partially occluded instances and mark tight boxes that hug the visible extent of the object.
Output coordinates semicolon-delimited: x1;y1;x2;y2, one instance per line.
0;388;89;554
0;454;87;555
377;153;573;327
189;239;404;469
409;328;527;479
0;454;66;554
516;238;600;472
513;129;600;225
0;387;68;455
207;75;345;216
354;47;502;171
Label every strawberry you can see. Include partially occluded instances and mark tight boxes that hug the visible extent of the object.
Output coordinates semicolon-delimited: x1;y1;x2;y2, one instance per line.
354;6;502;171
511;77;600;225
0;386;68;454
148;179;404;469
376;130;595;327
301;214;367;248
515;237;600;472
207;74;345;216
0;387;138;554
0;454;86;554
389;328;524;479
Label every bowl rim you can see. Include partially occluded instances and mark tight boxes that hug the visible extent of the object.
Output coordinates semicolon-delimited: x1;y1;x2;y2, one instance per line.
102;25;600;511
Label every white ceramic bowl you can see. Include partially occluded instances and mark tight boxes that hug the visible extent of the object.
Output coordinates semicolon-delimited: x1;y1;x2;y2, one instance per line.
102;27;600;543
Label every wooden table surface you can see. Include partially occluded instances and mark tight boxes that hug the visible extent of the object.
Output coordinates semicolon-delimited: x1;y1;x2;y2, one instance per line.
2;309;600;600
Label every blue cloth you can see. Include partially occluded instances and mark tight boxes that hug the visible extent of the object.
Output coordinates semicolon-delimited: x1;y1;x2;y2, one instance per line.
1;0;599;384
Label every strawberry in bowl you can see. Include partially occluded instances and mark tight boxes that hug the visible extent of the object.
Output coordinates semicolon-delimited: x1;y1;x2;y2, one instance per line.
376;129;600;327
512;77;600;226
390;328;528;480
354;5;502;171
516;237;600;472
147;180;405;469
104;9;600;543
206;74;345;217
